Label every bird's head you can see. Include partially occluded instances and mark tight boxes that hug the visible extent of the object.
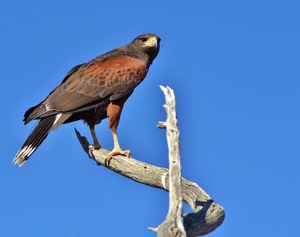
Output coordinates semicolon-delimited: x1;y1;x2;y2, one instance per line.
131;33;161;65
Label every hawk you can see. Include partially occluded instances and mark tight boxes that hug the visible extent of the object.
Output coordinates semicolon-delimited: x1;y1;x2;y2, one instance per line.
13;33;160;166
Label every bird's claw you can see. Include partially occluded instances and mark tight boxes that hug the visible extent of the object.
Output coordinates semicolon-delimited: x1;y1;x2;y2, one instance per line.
105;149;131;166
89;144;101;150
88;144;101;159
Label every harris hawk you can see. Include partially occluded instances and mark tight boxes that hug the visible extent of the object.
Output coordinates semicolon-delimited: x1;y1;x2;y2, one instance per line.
13;33;160;166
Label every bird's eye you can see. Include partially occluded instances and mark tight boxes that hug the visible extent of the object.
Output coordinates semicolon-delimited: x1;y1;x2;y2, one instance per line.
139;37;148;43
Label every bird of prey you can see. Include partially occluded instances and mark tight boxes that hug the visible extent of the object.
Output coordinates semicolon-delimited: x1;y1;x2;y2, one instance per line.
13;33;160;166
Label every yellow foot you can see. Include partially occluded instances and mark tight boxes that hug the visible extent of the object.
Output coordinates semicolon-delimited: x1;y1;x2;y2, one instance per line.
105;148;131;166
89;144;101;150
88;144;101;159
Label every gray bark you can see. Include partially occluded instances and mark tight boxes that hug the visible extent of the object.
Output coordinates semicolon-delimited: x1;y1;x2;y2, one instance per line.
155;86;186;237
75;86;225;236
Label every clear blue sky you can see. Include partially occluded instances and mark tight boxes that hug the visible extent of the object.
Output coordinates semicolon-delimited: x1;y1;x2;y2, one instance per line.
1;0;299;236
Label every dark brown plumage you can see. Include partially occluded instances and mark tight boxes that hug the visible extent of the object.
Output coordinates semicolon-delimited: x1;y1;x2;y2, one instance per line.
13;33;160;166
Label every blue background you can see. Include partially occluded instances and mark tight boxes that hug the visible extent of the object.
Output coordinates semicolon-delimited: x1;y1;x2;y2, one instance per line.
1;0;299;236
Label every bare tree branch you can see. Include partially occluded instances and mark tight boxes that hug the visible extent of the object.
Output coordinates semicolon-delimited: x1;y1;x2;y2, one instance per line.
155;86;186;237
74;86;225;236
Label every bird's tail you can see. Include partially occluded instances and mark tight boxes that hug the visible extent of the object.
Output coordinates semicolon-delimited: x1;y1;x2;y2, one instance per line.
13;113;71;167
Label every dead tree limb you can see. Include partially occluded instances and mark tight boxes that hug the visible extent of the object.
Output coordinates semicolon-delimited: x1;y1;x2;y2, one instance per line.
154;86;186;237
75;86;225;236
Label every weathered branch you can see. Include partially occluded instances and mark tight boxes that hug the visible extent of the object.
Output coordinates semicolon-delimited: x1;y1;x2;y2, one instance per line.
75;87;225;236
155;86;185;237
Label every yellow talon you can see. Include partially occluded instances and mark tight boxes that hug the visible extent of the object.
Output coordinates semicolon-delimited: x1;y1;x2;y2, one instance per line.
105;148;131;166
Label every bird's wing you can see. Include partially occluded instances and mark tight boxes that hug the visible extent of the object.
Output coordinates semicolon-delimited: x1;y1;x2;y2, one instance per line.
24;55;147;122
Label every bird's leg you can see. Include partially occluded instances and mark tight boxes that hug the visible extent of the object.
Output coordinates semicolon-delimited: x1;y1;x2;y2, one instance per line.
106;127;130;164
88;123;101;150
105;100;130;165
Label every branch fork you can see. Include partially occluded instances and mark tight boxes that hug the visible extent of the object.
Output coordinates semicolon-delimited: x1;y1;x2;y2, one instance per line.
75;86;225;236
